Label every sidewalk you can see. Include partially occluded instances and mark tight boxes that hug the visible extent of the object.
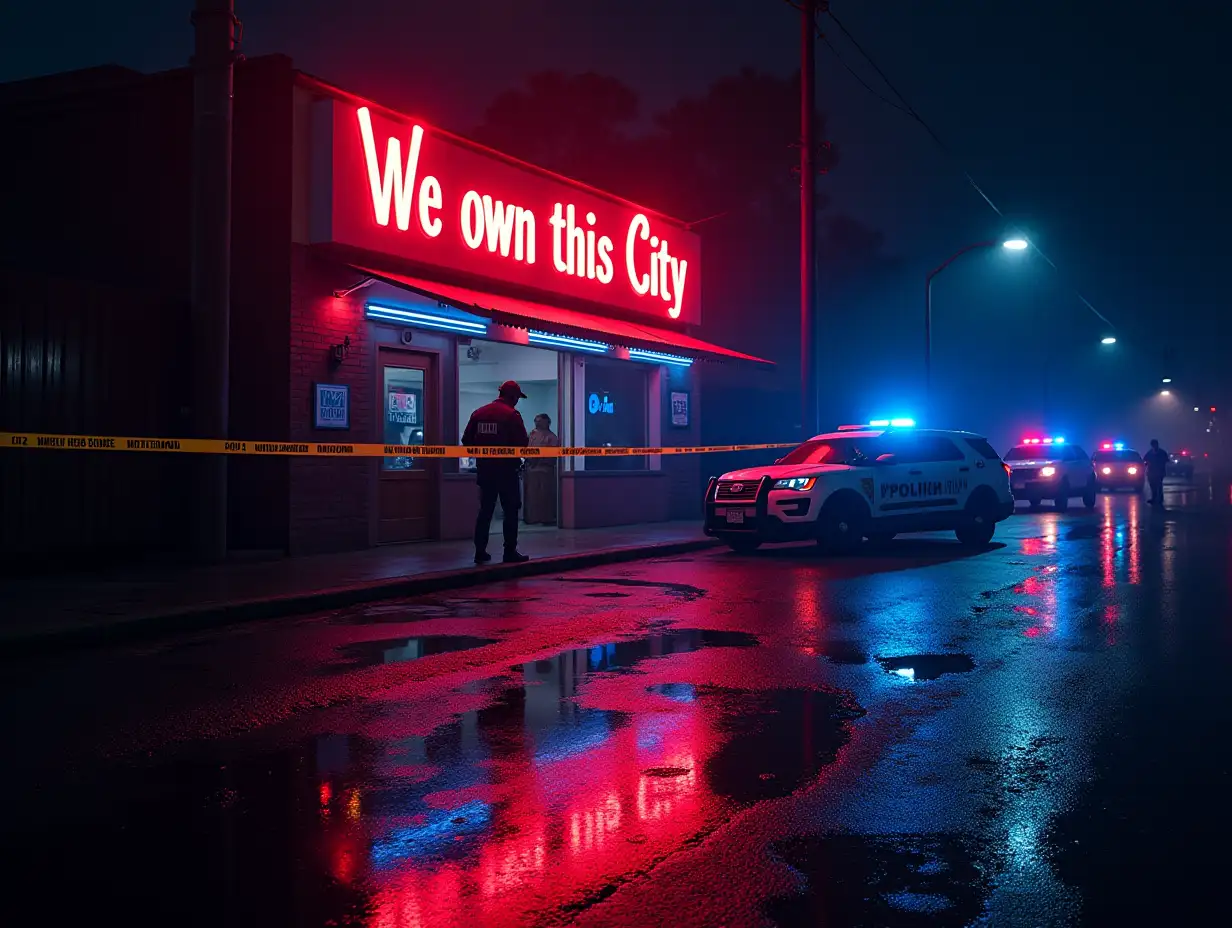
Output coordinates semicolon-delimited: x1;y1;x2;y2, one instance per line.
1;522;717;654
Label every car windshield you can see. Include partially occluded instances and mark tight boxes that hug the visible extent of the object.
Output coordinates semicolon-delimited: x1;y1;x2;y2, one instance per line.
1005;445;1055;461
1093;449;1142;462
776;437;879;466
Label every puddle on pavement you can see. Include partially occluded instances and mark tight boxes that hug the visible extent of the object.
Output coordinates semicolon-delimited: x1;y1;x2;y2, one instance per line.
1065;524;1101;540
2;625;862;928
876;654;975;681
327;635;498;671
532;628;757;677
765;832;993;927
701;686;864;803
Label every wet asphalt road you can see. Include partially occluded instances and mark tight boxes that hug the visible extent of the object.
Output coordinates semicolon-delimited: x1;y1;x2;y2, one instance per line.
3;482;1232;927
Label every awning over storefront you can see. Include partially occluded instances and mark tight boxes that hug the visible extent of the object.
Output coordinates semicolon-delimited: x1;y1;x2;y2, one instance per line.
351;265;773;366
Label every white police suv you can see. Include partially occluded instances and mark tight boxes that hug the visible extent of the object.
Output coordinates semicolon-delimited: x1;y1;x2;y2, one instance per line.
1003;436;1098;510
704;424;1014;553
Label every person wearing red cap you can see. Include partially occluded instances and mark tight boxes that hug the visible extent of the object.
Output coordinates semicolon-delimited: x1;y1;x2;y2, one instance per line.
462;380;531;563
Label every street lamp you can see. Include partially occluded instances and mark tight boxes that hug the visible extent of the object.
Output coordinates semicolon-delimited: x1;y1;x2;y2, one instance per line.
1162;377;1172;383
1101;336;1117;345
924;238;1028;416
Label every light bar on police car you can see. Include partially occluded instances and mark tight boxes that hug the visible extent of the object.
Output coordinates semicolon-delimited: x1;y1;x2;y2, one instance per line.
869;417;915;428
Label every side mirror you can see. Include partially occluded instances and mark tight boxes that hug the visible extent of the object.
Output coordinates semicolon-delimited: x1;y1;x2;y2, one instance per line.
773;457;784;464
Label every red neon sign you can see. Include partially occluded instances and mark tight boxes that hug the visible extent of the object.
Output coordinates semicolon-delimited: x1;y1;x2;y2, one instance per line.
310;100;702;325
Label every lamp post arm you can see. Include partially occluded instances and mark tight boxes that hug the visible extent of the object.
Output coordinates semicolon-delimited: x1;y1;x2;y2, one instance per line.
927;239;997;284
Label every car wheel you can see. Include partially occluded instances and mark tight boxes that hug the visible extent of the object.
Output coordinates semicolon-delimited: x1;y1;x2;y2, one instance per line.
1083;482;1097;508
1028;498;1043;512
1054;481;1070;512
725;537;761;554
956;493;999;548
817;495;868;555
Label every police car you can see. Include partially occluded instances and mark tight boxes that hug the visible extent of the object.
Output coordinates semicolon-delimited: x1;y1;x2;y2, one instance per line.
1092;442;1145;492
703;423;1015;553
1167;449;1195;480
1003;436;1098;511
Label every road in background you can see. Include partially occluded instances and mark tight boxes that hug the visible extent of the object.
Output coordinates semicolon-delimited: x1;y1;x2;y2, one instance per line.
3;481;1230;926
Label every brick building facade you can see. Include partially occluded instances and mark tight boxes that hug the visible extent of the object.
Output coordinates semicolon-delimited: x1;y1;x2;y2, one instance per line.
0;55;767;565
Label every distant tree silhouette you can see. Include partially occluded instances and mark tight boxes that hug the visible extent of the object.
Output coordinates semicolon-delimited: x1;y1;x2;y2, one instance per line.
471;68;897;445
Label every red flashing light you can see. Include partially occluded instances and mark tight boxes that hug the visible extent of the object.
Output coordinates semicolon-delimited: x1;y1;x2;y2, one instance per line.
1212;407;1217;413
1101;442;1113;450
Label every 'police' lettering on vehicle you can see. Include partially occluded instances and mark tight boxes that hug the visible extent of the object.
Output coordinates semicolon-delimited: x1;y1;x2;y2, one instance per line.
881;477;968;500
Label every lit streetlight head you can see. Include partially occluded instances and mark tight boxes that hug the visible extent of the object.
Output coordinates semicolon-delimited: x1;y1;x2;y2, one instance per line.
1002;238;1029;250
1160;389;1171;396
1162;378;1172;383
1101;336;1117;345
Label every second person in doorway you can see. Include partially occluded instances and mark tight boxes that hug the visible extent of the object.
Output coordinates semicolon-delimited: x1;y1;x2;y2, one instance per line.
525;413;560;525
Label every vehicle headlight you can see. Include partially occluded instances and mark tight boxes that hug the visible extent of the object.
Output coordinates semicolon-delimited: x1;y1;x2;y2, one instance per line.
1128;466;1138;475
1040;466;1056;477
773;477;816;491
1102;466;1112;475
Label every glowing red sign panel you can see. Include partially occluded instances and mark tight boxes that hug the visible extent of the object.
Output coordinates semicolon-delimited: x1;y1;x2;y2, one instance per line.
311;100;702;325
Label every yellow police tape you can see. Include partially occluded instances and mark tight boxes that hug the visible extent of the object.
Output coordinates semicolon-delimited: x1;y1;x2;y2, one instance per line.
1;432;797;459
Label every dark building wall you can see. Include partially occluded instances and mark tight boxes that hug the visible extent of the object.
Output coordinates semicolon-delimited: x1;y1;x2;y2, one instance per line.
0;56;296;564
227;56;295;552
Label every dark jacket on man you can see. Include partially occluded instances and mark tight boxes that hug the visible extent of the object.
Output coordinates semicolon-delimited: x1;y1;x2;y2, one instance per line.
462;397;529;484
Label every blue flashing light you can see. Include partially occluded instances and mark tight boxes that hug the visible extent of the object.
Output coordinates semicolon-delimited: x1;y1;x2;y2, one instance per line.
1055;436;1066;443
868;419;890;427
1114;442;1125;451
627;348;694;366
890;417;916;428
366;303;488;335
528;330;610;353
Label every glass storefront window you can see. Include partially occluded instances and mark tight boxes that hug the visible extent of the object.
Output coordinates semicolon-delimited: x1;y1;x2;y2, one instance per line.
458;340;559;473
383;366;425;470
584;358;648;471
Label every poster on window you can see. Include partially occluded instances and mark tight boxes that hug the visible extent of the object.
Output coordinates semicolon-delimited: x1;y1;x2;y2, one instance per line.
384;386;424;445
670;391;689;428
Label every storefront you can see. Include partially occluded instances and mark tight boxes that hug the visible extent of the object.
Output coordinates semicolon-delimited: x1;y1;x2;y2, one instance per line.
285;76;769;553
0;56;769;562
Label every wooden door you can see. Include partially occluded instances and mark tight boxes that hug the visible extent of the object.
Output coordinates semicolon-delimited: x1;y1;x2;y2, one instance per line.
377;350;438;544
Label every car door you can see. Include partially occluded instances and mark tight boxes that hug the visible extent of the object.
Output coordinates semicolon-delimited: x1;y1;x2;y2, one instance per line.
914;435;969;512
870;434;965;516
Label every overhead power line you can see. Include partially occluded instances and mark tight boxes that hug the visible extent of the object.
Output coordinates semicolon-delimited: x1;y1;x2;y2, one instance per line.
820;7;1118;332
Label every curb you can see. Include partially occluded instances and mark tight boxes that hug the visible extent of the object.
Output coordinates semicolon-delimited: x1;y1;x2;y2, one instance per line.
0;537;721;658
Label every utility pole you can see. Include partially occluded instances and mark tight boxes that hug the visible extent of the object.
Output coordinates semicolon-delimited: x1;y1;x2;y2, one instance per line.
190;0;236;562
800;0;819;439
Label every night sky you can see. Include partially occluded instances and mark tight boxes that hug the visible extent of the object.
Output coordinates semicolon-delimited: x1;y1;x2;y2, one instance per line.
2;0;1226;449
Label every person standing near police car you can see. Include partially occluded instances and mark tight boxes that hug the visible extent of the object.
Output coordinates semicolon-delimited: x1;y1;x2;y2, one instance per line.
462;380;530;563
1144;438;1169;507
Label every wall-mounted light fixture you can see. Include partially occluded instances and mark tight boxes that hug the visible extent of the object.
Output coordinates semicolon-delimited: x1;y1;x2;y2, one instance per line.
330;335;351;367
